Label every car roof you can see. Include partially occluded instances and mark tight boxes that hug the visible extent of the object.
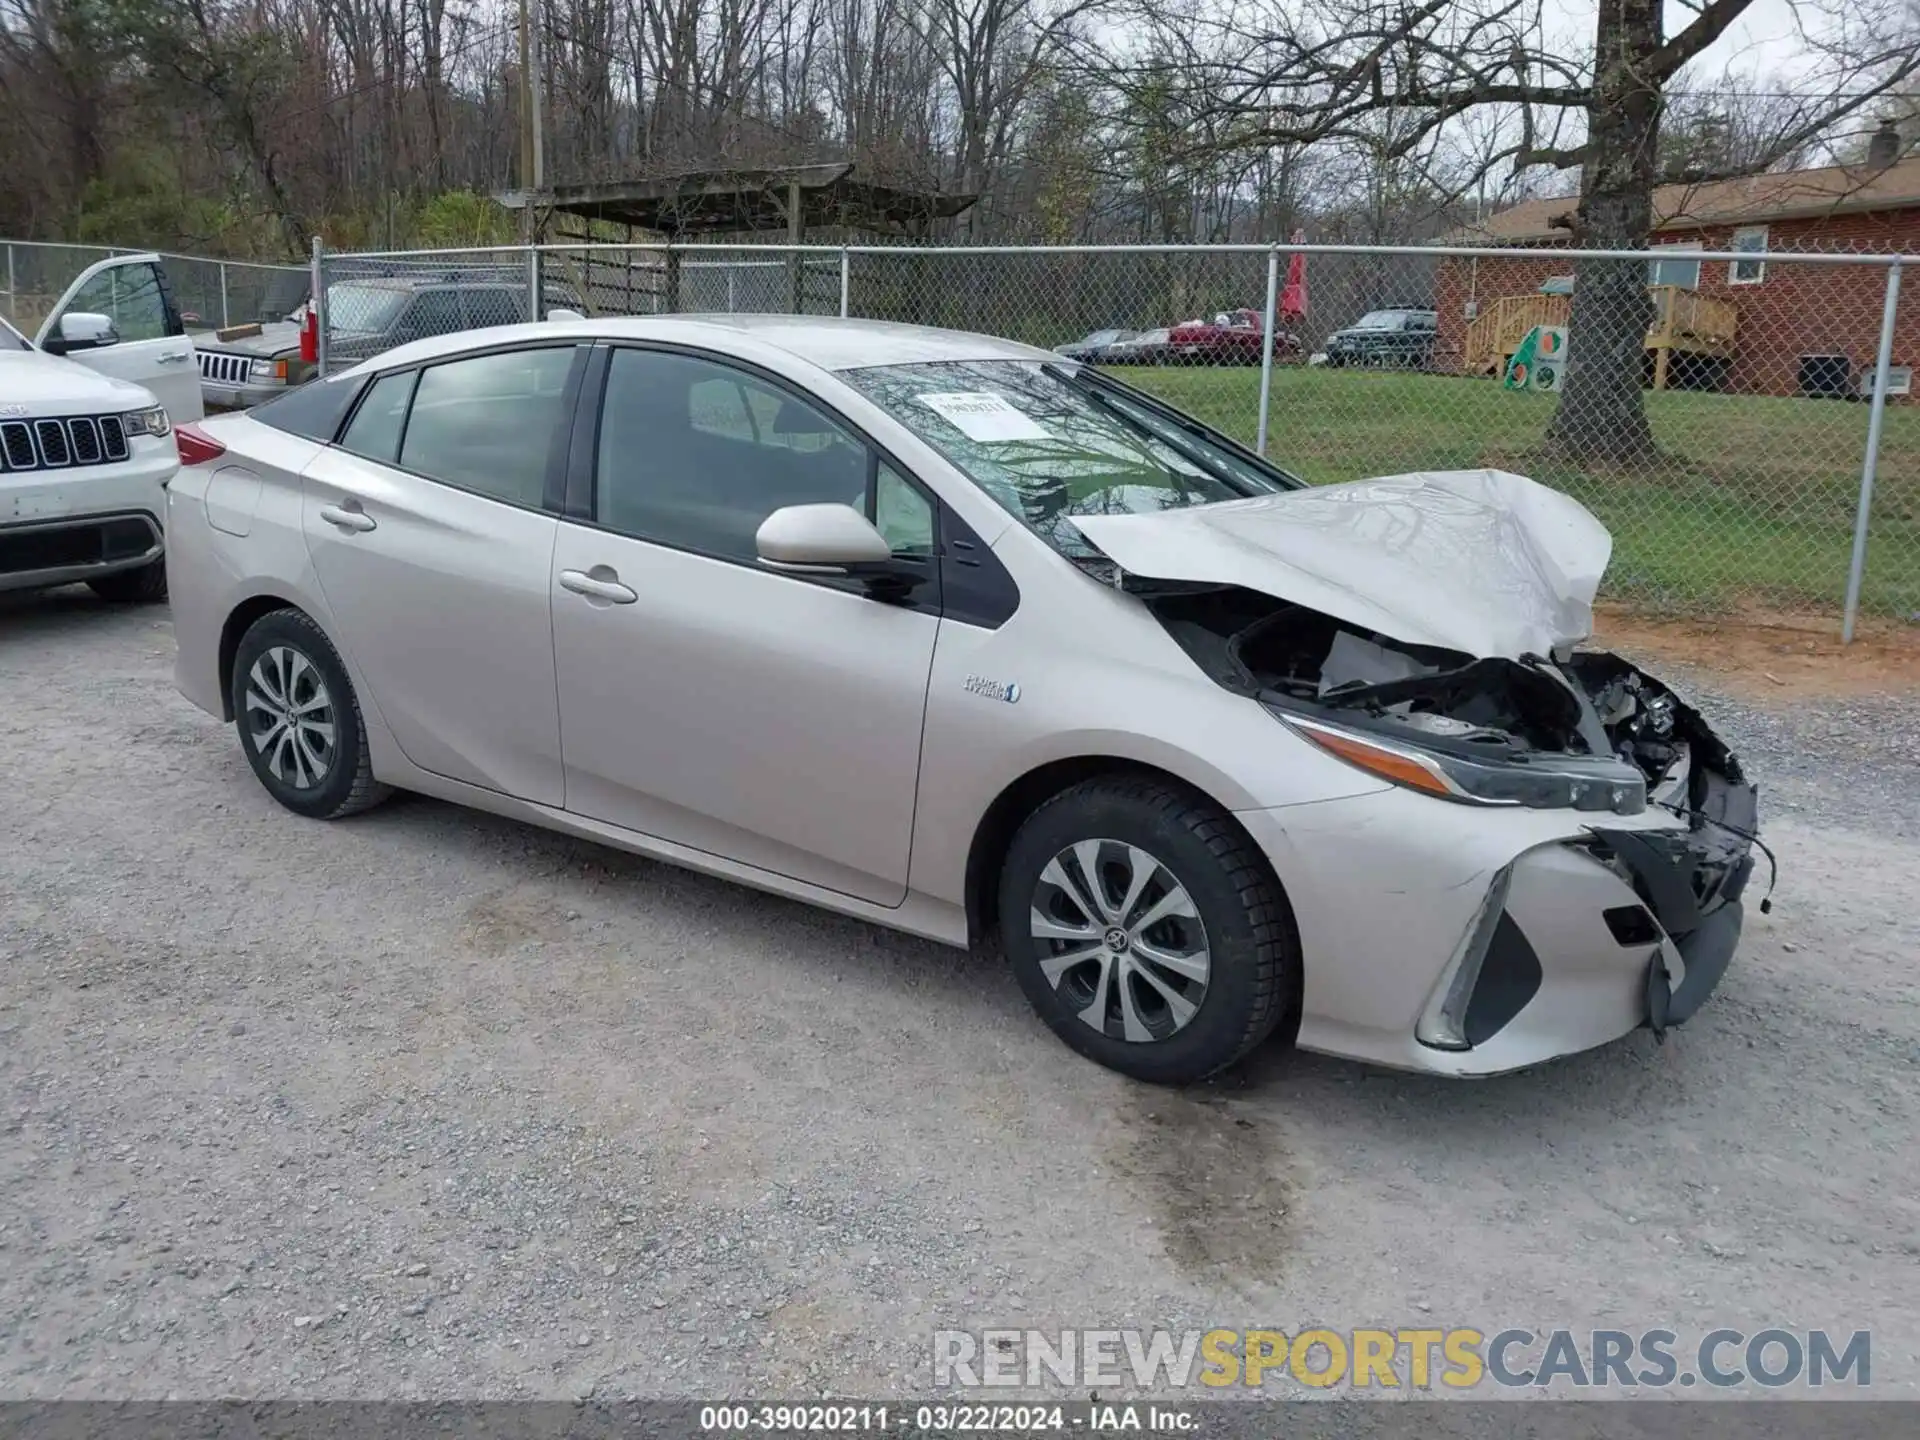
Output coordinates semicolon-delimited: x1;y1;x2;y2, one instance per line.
353;314;1057;375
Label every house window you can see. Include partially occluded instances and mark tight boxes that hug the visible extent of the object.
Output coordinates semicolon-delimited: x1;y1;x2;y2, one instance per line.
1729;226;1768;285
1649;244;1702;290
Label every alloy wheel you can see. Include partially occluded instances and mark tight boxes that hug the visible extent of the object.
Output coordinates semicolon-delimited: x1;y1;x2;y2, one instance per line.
243;645;337;791
1029;839;1211;1043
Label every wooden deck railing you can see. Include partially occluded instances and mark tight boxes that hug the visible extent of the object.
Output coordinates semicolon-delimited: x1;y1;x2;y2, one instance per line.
1463;285;1739;388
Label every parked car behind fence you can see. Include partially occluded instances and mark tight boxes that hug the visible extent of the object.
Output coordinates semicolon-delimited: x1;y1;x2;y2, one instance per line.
1167;309;1302;366
1323;307;1439;368
321;270;583;371
1098;328;1174;366
193;318;312;410
1052;328;1138;362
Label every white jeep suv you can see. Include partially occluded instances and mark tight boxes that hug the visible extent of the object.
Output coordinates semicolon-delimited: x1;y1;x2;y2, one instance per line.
1;312;181;601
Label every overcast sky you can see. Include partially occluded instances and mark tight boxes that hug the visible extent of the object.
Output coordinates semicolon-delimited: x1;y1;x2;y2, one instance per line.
1546;0;1856;84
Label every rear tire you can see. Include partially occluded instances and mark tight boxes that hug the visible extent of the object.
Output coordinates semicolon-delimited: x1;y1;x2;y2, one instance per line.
88;558;167;603
230;608;390;820
999;776;1298;1084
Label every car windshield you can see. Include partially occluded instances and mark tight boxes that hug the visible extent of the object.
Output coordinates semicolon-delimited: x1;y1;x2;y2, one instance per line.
1085;330;1129;345
840;359;1290;559
1352;310;1409;329
0;314;30;351
325;284;412;332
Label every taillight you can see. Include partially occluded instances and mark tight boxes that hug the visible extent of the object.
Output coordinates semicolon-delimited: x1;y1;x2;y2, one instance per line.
176;424;226;466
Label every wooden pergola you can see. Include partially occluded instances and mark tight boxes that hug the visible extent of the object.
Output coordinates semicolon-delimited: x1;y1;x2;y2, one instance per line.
497;162;976;312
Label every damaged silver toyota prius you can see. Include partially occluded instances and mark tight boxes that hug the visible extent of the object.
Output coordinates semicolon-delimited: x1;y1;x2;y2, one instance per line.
166;316;1762;1085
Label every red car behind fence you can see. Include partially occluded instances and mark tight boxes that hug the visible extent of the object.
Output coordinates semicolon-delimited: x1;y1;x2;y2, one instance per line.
1166;309;1302;365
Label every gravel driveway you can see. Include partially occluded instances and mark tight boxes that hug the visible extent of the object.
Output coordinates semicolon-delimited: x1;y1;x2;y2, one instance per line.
2;590;1916;1400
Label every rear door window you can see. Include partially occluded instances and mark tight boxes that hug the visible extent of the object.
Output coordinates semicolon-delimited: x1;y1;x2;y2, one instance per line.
461;289;528;329
396;290;462;345
398;347;576;507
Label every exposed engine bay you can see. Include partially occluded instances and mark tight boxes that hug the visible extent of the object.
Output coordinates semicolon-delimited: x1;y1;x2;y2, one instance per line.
1069;465;1765;1048
1145;583;1764;941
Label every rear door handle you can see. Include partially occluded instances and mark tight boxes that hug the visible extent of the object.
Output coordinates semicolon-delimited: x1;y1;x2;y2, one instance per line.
319;502;376;533
157;350;193;364
559;567;637;605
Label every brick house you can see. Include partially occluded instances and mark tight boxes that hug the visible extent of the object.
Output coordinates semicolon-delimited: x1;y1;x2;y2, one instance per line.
1432;150;1920;396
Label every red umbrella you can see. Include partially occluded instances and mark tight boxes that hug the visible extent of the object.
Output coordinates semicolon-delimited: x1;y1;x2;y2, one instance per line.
1280;229;1307;323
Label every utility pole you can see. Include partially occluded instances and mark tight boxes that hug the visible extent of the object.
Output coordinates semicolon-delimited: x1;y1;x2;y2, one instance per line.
529;0;545;197
516;0;545;241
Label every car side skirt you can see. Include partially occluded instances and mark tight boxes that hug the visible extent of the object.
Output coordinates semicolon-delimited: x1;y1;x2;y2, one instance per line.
378;756;974;950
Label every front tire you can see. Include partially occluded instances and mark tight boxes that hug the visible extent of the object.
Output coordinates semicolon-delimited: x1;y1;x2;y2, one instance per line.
88;558;167;603
999;776;1298;1084
229;608;390;819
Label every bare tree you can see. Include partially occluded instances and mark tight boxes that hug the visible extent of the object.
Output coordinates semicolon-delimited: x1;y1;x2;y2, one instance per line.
1117;0;1920;459
907;0;1104;231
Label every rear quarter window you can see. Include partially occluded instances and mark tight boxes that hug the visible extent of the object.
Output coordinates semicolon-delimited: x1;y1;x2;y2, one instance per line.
249;374;369;442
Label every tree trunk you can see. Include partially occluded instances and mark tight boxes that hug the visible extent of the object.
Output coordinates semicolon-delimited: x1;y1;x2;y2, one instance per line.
1545;0;1663;464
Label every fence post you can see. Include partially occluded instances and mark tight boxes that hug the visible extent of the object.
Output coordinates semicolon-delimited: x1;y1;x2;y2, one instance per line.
1843;260;1902;643
4;243;14;322
1255;246;1280;456
527;245;542;322
839;248;851;318
310;236;328;378
219;263;230;328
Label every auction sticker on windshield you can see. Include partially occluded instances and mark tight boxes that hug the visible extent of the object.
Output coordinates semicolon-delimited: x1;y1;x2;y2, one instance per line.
916;391;1050;442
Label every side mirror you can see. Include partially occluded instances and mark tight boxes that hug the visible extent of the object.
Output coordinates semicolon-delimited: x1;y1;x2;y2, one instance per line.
52;312;117;353
756;503;893;575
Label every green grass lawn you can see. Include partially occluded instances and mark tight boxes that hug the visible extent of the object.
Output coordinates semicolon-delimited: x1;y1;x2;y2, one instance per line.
1110;365;1920;618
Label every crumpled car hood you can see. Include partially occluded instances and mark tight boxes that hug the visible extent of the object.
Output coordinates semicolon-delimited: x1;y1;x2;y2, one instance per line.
1067;468;1612;658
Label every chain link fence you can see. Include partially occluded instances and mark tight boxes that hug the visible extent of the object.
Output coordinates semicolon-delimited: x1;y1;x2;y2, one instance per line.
0;240;305;336
306;238;1919;629
315;247;847;370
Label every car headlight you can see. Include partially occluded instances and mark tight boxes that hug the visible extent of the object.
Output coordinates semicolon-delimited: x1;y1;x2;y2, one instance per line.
1273;710;1647;815
122;405;171;438
249;357;289;379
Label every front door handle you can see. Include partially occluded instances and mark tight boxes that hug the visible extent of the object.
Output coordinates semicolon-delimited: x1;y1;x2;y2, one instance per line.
157;350;193;364
319;502;376;533
559;567;637;605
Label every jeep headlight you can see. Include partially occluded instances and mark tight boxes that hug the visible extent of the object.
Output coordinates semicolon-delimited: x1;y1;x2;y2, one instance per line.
1274;711;1647;815
122;405;171;438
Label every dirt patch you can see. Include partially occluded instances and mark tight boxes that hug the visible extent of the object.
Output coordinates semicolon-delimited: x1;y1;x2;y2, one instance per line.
1107;1090;1294;1288
459;887;560;955
1593;604;1920;700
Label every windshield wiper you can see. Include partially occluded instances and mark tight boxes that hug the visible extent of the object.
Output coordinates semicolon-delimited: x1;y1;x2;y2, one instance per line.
1039;361;1259;496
